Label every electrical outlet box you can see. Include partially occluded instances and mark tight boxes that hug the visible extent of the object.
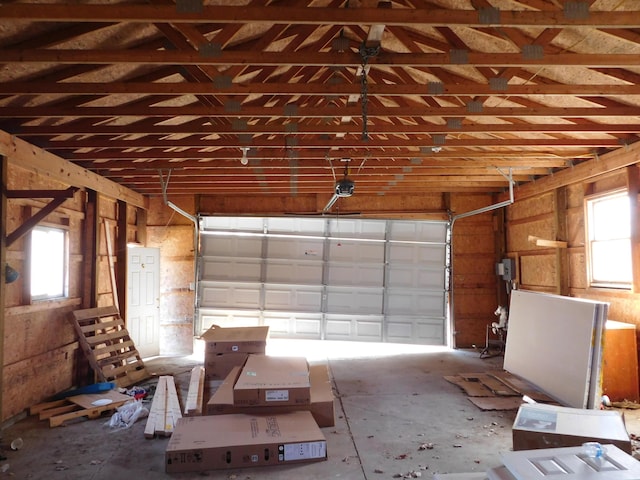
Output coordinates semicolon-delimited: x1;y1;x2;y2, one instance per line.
496;258;514;281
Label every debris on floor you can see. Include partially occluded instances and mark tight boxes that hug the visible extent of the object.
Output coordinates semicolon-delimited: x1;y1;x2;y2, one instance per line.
444;371;555;410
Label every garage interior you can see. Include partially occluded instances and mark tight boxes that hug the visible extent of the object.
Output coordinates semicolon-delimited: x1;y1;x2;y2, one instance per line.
3;0;640;478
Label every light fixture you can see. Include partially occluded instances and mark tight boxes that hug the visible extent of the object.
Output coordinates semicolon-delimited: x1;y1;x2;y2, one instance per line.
5;263;19;284
240;147;250;166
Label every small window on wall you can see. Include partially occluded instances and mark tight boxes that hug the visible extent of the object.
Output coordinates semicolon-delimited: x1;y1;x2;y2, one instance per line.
30;225;68;300
585;191;632;289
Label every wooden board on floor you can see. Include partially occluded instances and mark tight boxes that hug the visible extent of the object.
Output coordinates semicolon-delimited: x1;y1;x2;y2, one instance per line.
460;373;519;396
184;366;205;416
30;389;132;427
444;375;495;397
445;371;557;410
468;396;526;411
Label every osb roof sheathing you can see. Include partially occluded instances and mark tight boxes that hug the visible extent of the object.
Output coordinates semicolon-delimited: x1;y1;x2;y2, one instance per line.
0;0;639;214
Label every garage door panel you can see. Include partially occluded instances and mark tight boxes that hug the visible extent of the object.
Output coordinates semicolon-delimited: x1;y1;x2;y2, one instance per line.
328;263;384;286
268;237;324;259
266;217;325;234
329;219;386;239
386;316;445;344
387;264;445;289
201;236;262;257
325;314;383;341
201;283;261;308
266;260;322;284
200;310;262;330
264;286;323;311
386;289;445;316
202;216;265;232
326;287;383;314
388;243;446;264
390;221;448;242
263;312;322;339
328;240;384;262
202;258;261;281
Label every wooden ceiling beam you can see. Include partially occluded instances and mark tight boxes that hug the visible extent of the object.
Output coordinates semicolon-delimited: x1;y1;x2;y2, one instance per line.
4;105;640;118
74;157;569;170
14;121;640;137
6;81;640;97
3;49;640;68
1;4;638;28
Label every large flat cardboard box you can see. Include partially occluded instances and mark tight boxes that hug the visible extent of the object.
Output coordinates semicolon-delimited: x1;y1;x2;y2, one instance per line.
201;325;269;355
206;363;335;427
204;352;249;381
512;403;631;454
233;355;311;407
165;411;327;473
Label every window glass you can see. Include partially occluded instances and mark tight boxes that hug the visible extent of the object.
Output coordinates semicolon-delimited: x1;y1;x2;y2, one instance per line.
586;192;632;288
31;226;68;300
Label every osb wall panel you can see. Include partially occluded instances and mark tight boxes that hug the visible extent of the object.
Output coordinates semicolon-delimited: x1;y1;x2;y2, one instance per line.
3;344;79;419
198;193;446;217
148;196;195;226
450;193;499;348
2;164;87;422
508;191;555;221
567;207;585;247
520;254;557;288
507;217;557;252
568;251;588;290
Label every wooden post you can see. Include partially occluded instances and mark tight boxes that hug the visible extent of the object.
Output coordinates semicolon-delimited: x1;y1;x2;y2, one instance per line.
117;200;128;317
627;165;640;293
0;156;7;420
554;187;569;296
81;190;99;309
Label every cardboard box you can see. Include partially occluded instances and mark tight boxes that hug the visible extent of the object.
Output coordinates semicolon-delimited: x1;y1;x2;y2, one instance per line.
201;326;269;355
204;352;249;381
206;363;335;427
165;411;327;473
233;355;311;407
512;403;631;454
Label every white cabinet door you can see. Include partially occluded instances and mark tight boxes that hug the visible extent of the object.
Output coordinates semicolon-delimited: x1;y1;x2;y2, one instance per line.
501;445;640;480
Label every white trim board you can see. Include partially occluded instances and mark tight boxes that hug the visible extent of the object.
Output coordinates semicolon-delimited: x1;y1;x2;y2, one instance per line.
503;290;608;409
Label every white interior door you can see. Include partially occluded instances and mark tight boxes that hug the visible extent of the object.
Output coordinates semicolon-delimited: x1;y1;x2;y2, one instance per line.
127;247;160;358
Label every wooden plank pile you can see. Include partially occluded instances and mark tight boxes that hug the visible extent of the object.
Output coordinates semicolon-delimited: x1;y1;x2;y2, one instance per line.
144;375;183;438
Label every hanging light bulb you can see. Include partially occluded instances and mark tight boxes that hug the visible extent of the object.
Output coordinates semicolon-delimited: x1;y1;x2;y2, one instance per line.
240;147;250;166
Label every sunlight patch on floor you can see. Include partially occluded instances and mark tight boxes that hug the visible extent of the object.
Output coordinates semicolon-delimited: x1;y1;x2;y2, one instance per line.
187;337;450;362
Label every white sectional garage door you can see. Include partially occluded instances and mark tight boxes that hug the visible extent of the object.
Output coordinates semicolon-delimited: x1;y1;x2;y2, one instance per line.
197;217;449;346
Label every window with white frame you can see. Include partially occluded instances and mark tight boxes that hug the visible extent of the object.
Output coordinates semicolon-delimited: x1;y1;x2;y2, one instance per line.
585;191;633;288
30;225;68;300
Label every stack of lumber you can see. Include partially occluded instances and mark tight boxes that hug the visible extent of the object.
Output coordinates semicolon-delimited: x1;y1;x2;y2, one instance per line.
144;375;183;438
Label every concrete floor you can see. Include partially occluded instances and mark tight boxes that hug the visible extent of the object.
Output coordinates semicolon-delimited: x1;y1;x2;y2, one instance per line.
1;340;638;479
